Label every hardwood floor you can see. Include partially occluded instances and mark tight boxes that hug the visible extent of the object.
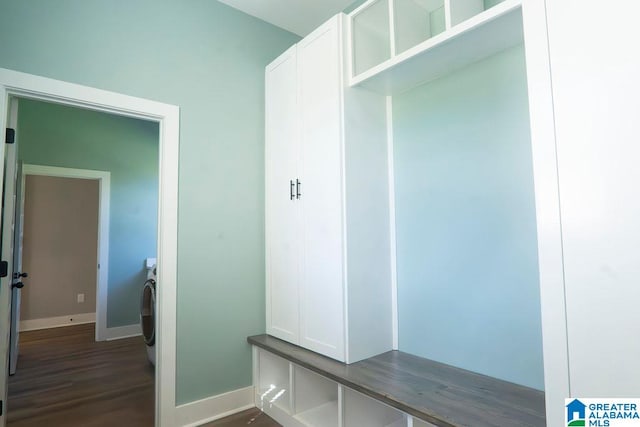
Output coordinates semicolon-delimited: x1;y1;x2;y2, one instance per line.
8;323;154;427
7;323;280;427
201;408;280;427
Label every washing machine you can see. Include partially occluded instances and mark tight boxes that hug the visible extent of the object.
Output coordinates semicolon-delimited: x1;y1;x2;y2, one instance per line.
140;262;157;365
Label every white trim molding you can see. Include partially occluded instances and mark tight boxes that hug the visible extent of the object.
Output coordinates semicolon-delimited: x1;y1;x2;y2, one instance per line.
104;323;142;341
174;387;254;427
521;0;570;424
21;164;111;343
385;95;399;350
20;313;96;331
0;67;180;427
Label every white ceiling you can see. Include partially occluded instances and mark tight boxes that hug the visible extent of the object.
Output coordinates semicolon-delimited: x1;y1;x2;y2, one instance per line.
218;0;356;36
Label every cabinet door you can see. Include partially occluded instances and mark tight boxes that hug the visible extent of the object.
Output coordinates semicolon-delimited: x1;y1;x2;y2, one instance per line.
265;46;300;344
544;0;640;397
297;17;346;361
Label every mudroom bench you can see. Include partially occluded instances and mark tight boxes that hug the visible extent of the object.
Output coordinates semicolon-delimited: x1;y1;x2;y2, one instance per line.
249;334;545;427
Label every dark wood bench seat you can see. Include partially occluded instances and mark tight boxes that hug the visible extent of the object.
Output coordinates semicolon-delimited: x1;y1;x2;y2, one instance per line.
248;334;545;427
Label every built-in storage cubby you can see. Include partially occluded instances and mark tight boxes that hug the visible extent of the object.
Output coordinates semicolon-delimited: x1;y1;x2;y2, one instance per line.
293;367;339;427
393;0;445;54
392;0;509;55
448;0;484;27
348;0;523;93
255;349;291;413
352;0;392;76
343;388;405;427
250;335;545;426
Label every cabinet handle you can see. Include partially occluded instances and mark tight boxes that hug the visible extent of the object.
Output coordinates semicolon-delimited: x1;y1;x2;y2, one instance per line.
290;180;295;200
296;179;301;199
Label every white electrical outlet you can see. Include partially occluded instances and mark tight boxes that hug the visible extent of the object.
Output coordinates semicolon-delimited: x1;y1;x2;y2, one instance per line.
77;293;85;303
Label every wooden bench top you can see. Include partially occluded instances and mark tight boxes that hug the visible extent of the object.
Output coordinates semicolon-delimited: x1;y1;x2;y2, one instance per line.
248;334;545;427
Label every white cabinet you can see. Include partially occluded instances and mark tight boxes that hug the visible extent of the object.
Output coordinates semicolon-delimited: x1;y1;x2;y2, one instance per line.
265;45;300;345
296;19;346;359
524;0;640;423
544;0;640;396
265;14;392;363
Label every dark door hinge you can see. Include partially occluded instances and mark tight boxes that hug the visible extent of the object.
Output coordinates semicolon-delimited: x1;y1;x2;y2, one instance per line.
6;128;15;144
0;261;7;278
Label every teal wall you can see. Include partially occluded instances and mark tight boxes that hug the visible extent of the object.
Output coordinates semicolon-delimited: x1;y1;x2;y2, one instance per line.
18;99;159;328
0;0;298;404
484;0;505;9
344;0;368;14
393;45;544;390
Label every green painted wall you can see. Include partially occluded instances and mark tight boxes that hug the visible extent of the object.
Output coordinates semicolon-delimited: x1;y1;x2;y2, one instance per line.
484;0;505;9
18;99;159;328
0;0;298;404
344;0;368;14
393;45;544;390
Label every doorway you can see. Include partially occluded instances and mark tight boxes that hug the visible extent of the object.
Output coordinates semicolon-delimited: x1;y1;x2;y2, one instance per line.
20;173;100;331
0;68;179;427
16;165;110;340
8;99;158;422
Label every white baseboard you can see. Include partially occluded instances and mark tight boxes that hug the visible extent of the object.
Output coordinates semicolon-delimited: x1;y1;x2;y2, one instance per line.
104;323;141;341
175;386;254;427
20;312;96;331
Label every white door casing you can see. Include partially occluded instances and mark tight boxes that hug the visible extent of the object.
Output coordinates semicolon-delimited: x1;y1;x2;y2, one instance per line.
0;98;19;421
0;68;179;427
8;162;23;376
19;165;110;343
7;100;23;376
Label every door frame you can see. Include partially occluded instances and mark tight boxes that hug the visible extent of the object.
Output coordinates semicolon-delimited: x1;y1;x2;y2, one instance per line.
20;165;111;342
0;67;180;427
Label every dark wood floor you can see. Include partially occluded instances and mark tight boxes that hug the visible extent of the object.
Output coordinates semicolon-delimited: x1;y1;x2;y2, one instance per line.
202;408;280;427
8;323;154;426
7;323;279;427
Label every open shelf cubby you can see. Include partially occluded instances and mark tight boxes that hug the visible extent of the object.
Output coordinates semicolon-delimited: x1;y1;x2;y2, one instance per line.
256;349;291;412
349;0;522;93
351;0;392;76
393;0;509;54
250;335;545;426
293;366;339;427
343;388;406;427
394;0;445;54
449;0;507;26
